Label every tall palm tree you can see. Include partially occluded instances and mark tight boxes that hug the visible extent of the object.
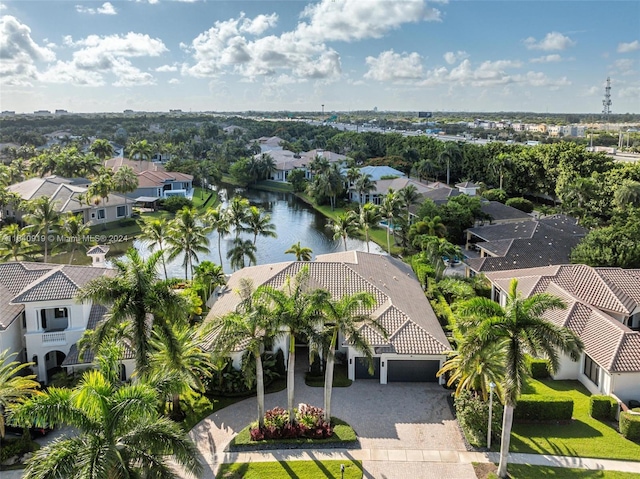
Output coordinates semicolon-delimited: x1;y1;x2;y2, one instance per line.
227;238;257;270
23;196;60;263
227;196;250;239
359;203;381;253
259;267;329;424
89;138;114;161
85;172;114;231
57;213;93;264
138;216;171;279
204;206;231;271
128;139;153;167
327;211;358;251
398;184;421;226
491;153;511;191
319;292;385;422
439;142;461;186
10;344;202;479
0;350;40;438
77;249;187;374
284;241;313;261
410;215;446;238
213;279;276;428
166;207;210;280
354;173;376;204
112;165;139;217
243;205;277;245
456;279;583;478
259;153;277;181
379;190;401;254
0;224;38;261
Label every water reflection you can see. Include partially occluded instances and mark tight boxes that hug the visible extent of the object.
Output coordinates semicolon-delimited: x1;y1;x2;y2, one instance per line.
127;186;384;278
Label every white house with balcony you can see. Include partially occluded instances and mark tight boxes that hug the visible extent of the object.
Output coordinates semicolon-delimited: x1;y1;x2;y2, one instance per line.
0;260;134;383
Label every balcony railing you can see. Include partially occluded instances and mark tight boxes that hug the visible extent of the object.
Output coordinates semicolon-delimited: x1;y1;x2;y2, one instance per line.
42;331;66;345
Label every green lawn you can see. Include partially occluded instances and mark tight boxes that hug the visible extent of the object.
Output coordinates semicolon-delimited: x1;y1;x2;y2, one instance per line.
254;180;294;193
486;464;640;479
230;417;357;449
508;379;640;461
305;364;352;388
217;460;363;479
192;187;219;211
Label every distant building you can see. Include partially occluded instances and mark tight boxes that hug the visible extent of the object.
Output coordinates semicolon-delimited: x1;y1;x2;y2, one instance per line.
55;109;68;115
1;111;16;116
34;110;51;116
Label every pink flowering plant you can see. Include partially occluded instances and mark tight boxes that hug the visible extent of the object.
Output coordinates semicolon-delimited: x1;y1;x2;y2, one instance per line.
249;404;333;441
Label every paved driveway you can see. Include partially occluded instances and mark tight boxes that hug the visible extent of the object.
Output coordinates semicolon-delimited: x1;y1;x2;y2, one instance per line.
189;375;467;478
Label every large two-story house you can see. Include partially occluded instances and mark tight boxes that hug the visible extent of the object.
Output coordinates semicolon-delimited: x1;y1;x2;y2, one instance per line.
486;265;640;404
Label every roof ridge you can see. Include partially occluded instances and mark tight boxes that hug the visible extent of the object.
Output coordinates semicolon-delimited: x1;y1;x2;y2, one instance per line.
10;264;63;302
594;269;636;313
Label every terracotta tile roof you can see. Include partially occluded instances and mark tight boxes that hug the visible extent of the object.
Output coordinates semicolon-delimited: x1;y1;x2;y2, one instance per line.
204;252;451;357
136;170;193;188
486;265;640;373
104;157;165;173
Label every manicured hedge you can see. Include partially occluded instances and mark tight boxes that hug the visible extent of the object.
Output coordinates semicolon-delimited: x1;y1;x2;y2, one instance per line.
590;395;617;421
527;358;550;379
619;411;640;440
515;395;574;421
506;197;534;213
454;389;503;447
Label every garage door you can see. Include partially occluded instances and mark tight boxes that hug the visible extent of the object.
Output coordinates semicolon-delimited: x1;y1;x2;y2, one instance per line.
387;360;440;382
355;357;380;380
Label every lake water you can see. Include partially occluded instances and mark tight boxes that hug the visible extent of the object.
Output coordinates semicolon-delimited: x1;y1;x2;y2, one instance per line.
131;185;384;277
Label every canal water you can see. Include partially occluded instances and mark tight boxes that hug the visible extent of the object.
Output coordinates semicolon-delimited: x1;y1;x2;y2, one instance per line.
130;185;384;277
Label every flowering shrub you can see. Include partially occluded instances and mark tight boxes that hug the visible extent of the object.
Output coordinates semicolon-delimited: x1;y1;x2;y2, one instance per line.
249;404;333;441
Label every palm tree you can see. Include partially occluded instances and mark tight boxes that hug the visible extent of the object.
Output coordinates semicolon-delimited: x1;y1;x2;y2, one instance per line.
439;142;461;185
243;205;277;245
354;173;376;204
148;323;214;419
614;179;640;209
359;203;381;253
0;350;40;438
128;139;153;167
414;158;436;182
0;224;38;261
112;165;139;217
491;153;511;191
166;207;210;280
23;196;60;263
398;184;421;225
89;138;114;161
259;153;277;181
327;211;358;251
77;249;187;374
227;196;250;238
259;267;329;424
10;344;202;479
204;206;231;271
213;279;276;428
138;216;171;279
57;213;93;264
411;215;446;238
193;260;226;305
227;238;257;270
85;172;114;230
319;292;385;422
456;279;583;478
379;190;401;254
284;241;313;261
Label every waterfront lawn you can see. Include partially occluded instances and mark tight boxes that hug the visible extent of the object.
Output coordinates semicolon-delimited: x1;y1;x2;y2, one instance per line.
508;379;640;461
474;463;640;479
254;180;294;193
192;187;219;210
217;460;363;479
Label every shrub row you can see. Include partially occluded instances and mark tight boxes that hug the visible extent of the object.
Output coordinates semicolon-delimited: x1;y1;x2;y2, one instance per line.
250;404;333;441
619;411;640;440
454;389;503;448
526;358;550;379
514;395;573;422
590;395;617;421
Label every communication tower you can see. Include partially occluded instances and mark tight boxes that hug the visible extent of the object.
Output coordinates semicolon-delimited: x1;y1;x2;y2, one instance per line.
602;77;612;122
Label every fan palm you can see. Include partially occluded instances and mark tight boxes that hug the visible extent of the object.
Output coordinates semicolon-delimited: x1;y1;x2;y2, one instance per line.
10;344;202;479
166;207;210;280
243;205;277;245
0;350;40;438
138;216;171;279
456;279;583;478
258;267;329;424
77;249;188;374
319;292;384;422
23;196;61;262
284;241;313;261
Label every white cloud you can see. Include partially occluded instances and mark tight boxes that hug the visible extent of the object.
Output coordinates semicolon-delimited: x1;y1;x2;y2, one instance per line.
612;58;636;76
0;15;56;86
443;50;468;65
40;32;167;87
619;85;640;98
364;50;424;82
182;0;441;81
156;64;178;72
168;78;180;84
524;32;575;51
0;4;7;11
530;54;563;63
76;2;117;15
617;40;639;53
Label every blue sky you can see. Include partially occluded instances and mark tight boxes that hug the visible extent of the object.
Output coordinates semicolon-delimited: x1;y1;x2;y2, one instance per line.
1;0;639;114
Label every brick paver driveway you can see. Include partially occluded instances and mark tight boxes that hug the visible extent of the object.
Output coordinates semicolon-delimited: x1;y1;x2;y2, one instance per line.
189;373;469;478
